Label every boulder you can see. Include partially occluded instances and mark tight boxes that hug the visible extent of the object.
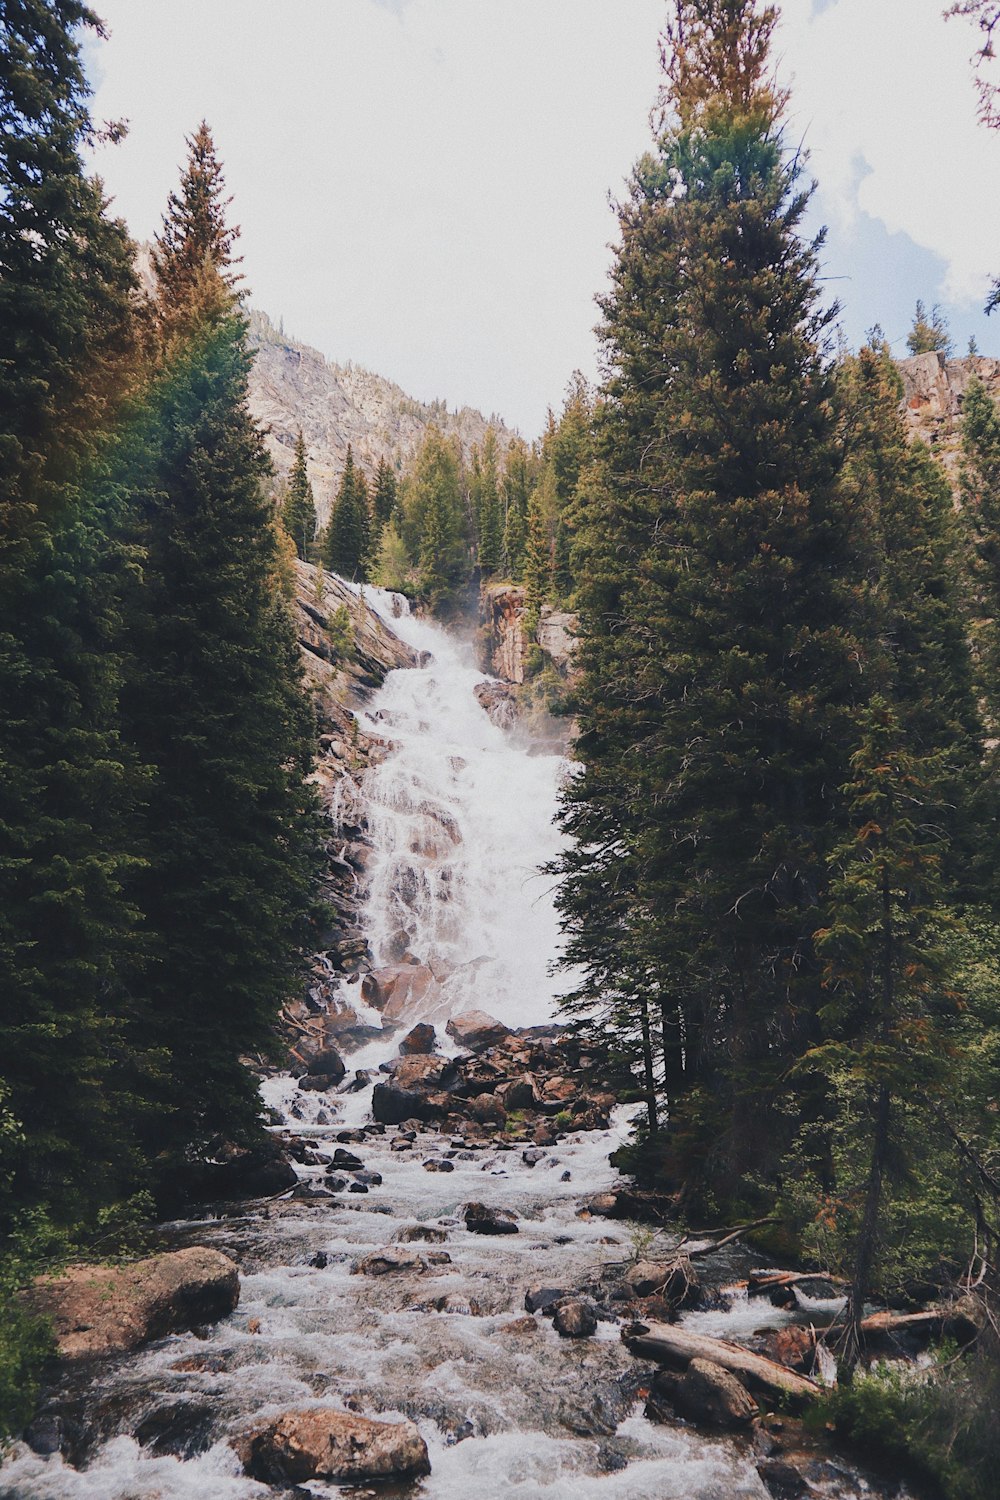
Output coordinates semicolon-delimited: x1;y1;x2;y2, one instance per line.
626;1256;699;1306
25;1248;240;1360
354;1248;449;1275
758;1325;816;1373
553;1298;597;1338
301;1050;347;1086
671;1359;758;1430
445;1010;511;1051
525;1285;570;1314
497;1075;540;1111
756;1458;809;1498
393;1054;454;1090
469;1091;506;1126
464;1201;519;1236
372;1082;432;1125
379;965;438;1022
400;1022;436;1055
235;1407;430;1485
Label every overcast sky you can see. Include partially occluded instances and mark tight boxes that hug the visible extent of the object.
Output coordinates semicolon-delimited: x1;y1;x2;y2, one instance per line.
83;0;1000;438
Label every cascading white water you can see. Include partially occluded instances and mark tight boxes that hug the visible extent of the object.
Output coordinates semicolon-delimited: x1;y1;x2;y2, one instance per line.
0;595;894;1500
355;593;574;1031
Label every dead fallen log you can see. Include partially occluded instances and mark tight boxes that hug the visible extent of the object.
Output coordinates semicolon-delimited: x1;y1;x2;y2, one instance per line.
624;1320;823;1409
748;1269;849;1295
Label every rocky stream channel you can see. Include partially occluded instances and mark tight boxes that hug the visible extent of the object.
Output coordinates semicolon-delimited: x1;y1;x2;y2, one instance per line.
1;590;917;1500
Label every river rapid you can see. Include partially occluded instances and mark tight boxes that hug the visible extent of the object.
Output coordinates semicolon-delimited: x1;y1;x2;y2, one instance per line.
1;601;899;1500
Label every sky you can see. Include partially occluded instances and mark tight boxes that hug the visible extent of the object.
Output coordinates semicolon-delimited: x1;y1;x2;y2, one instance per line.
82;0;1000;438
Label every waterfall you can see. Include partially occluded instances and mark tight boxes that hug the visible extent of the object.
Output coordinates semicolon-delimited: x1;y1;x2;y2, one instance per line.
349;592;576;1033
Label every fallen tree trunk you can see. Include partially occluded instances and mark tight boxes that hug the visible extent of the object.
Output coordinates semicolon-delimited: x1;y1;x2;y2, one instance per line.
624;1321;823;1409
748;1269;849;1294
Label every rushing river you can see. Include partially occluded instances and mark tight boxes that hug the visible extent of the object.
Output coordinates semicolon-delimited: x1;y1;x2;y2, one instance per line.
1;602;892;1500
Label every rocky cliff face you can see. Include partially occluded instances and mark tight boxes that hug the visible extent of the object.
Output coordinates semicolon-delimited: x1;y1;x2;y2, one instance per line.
480;583;578;686
287;564;419;1047
898;351;1000;474
248;311;517;526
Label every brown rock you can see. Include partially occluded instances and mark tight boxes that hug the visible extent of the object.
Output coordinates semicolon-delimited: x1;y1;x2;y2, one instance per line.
502;1315;540;1335
25;1248;239;1360
400;1022;436;1055
672;1359;759;1430
235;1407;430;1485
759;1325;816;1374
464;1201;519;1235
469;1091;506;1125
381;965;438;1022
552;1299;597;1338
393;1054;454;1090
445;1010;511;1051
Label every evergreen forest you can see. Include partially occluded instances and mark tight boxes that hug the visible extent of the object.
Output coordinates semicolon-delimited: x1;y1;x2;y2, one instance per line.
4;2;1000;1496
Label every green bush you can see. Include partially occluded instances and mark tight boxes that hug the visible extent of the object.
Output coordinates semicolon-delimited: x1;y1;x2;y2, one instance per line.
816;1346;1000;1500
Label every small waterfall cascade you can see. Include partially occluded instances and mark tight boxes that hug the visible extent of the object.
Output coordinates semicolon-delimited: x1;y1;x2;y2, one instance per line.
355;591;573;1032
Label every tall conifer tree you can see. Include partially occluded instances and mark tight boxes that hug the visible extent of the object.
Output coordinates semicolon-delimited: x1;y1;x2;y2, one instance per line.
281;429;317;561
557;0;867;1202
0;0;144;1226
121;125;317;1182
323;446;368;580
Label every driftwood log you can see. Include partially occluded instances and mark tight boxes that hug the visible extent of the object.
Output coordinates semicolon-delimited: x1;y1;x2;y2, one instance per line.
624;1321;822;1409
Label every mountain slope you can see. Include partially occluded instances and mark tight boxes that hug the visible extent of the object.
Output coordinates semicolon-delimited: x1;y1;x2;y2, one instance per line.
247;309;518;525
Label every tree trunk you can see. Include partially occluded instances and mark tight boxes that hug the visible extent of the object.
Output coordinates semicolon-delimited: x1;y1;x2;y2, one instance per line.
639;991;658;1135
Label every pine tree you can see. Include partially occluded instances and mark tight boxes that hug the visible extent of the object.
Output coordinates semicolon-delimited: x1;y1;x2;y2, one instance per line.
322;446;368;580
810;700;954;1370
906;299;953;357
281;429;317;561
0;0;144;1228
501;438;530;578
372;456;398;534
152;120;241;326
410;427;468;613
838;340;982;880
120;129;318;1184
960;376;1000;724
476;428;503;575
556;0;867;1203
522;481;554;620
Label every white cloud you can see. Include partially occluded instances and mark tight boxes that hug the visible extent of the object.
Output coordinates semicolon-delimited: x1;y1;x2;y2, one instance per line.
776;0;1000;304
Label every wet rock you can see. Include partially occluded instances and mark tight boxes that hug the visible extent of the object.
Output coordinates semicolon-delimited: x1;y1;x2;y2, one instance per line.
445;1010;511;1051
235;1407;430;1485
469;1092;506;1126
293;1044;346;1083
325;1174;348;1191
422;1158;454;1173
625;1256;699;1306
23;1415;64;1455
522;1148;547;1168
372;1081;434;1125
400;1022;436;1055
582;1191;620;1217
356;1249;425;1275
290;1181;334;1200
502;1315;540;1335
464;1201;519;1235
336;1129;367;1144
340;1069;371;1093
24;1248;240;1360
393;1054;455;1089
310;1252;329;1269
349;1182;368;1194
352;1169;383;1187
534;1123;558;1147
670;1359;759;1430
560;1170;572;1182
553;1299;598;1338
134;1398;217;1459
396;1225;448;1243
756;1458;810;1497
758;1325;816;1374
332;1149;364;1170
379;964;439;1022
